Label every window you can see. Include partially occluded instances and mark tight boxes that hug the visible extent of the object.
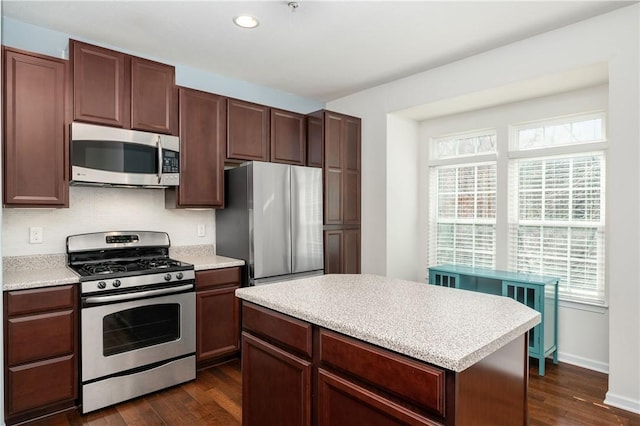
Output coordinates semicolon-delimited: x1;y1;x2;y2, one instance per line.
428;112;607;305
509;113;606;305
429;131;497;269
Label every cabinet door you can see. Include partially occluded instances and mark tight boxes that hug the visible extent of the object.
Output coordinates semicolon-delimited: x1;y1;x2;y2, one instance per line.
3;48;68;207
71;39;128;128
196;286;240;364
343;116;361;226
324;229;360;274
271;108;306;165
324;230;344;274
226;99;270;161
344;228;361;274
130;56;175;134
175;88;226;207
306;114;323;168
242;332;311;426
324;113;344;224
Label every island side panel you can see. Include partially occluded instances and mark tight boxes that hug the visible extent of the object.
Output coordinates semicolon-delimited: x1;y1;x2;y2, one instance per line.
454;334;529;426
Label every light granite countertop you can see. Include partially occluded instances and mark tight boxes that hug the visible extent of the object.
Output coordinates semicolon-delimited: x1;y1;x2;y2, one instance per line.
235;274;540;372
3;247;244;291
172;254;245;271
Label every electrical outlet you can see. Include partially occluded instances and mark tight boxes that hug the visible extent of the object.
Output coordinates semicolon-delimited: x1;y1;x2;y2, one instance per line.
197;224;206;237
29;227;43;244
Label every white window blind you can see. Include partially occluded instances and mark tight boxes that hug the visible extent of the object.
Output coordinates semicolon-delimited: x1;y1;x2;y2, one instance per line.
509;117;606;305
430;161;497;269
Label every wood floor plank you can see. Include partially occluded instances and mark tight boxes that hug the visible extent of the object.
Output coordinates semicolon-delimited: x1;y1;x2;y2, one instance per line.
115;398;166;426
181;380;241;425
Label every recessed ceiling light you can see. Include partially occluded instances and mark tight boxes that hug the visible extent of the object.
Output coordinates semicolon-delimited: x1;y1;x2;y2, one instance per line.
233;15;259;29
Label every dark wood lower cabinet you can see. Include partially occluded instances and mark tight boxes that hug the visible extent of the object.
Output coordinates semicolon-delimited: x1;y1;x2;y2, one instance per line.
241;302;529;426
324;228;361;274
3;285;78;425
195;267;241;368
241;332;312;426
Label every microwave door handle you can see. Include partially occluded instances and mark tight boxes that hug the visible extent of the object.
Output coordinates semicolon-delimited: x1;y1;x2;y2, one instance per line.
156;136;163;184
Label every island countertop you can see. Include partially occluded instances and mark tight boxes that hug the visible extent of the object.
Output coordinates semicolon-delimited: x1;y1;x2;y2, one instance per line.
235;273;540;372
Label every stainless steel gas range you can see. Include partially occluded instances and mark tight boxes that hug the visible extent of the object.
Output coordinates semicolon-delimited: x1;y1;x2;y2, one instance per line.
66;231;196;414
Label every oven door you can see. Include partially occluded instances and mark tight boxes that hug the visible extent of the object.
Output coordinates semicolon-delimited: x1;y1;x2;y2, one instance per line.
81;289;195;382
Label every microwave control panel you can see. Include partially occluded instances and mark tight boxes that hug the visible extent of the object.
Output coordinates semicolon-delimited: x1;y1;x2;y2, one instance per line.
162;150;180;173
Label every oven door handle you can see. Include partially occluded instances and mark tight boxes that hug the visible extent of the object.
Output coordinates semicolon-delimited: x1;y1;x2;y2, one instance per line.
83;283;194;305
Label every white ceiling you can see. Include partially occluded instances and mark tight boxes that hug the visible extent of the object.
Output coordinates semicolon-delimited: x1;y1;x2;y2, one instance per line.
1;1;634;103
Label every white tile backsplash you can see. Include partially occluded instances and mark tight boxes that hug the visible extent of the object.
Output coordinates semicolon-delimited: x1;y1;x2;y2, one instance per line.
2;186;216;256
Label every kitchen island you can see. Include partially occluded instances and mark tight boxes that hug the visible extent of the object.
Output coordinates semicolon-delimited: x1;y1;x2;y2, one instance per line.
236;274;540;426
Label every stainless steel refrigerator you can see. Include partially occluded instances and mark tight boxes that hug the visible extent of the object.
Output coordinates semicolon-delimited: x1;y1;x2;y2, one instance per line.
216;161;324;286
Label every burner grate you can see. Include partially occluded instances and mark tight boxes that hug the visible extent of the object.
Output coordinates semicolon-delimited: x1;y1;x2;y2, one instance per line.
81;262;128;276
137;258;182;269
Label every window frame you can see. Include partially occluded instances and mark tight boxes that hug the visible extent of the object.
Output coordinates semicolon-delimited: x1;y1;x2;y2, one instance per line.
428;129;498;270
507;111;607;306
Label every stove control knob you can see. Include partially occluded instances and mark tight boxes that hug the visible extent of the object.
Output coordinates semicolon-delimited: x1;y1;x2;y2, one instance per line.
112;279;121;288
98;281;107;289
164;274;172;281
176;272;184;280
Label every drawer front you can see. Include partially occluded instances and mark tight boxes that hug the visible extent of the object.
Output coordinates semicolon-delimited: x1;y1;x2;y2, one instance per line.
6;285;75;317
318;369;443;426
319;330;446;417
242;302;312;358
7;310;75;365
196;267;241;290
7;354;76;415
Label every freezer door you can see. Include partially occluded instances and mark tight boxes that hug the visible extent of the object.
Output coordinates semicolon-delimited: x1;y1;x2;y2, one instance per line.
291;165;324;273
251;162;292;279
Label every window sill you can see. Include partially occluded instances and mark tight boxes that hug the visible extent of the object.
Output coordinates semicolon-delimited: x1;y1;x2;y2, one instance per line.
558;299;608;314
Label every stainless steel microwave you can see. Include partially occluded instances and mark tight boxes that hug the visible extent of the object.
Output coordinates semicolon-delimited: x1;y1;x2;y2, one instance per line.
71;122;180;188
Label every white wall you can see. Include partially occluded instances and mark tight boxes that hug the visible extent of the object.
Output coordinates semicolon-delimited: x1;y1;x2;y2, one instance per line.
327;4;639;413
2;187;216;256
386;115;419;280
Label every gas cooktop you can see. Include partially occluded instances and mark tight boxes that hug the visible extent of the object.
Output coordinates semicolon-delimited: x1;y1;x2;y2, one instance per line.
66;231;195;294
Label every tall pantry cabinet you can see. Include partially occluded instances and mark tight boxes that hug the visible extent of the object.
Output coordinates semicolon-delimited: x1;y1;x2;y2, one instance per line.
308;110;361;274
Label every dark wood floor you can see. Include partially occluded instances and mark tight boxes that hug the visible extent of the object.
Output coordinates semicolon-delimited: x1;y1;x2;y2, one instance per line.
25;359;639;426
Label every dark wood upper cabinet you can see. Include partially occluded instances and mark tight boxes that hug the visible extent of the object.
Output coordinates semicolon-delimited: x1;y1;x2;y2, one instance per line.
311;110;361;226
270;108;306;165
71;40;128;128
70;39;175;135
226;99;270;162
343;116;361;226
167;87;226;208
306;115;323;168
130;56;175;134
3;47;69;207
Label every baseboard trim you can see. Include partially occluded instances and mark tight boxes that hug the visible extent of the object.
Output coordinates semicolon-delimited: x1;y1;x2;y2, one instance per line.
604;392;640;415
557;352;609;373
